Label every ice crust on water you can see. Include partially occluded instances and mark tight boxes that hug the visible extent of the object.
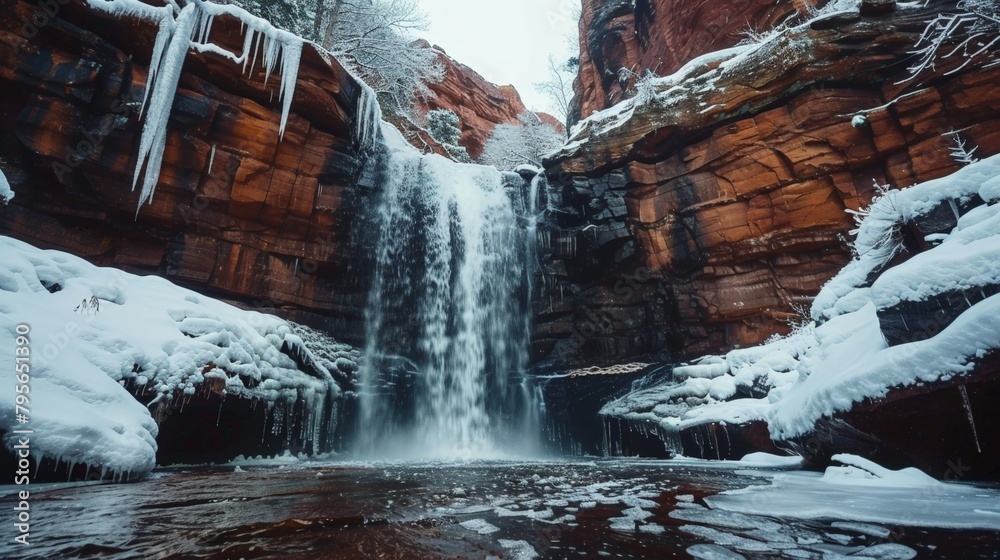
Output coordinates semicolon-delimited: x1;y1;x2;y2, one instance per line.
687;544;748;560
85;0;304;210
498;539;538;560
706;456;1000;531
602;154;1000;443
821;454;941;488
0;236;341;478
459;518;500;535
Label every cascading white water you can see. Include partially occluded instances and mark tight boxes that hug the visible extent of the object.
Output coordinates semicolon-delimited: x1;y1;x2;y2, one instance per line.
356;125;536;459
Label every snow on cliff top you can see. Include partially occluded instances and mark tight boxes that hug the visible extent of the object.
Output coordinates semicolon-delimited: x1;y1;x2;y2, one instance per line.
603;153;1000;441
548;1;874;162
0;236;338;478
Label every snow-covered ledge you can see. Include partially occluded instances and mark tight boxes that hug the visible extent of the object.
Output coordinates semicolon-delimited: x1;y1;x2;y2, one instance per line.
602;153;1000;473
0;236;349;480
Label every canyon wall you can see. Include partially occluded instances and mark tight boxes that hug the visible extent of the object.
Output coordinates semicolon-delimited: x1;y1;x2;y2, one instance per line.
413;42;564;160
537;0;1000;362
571;0;815;123
0;0;376;343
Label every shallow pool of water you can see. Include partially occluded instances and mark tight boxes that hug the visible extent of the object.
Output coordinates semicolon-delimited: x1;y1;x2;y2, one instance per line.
1;459;998;559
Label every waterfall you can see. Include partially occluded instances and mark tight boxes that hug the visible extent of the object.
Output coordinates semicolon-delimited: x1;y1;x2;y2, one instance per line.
355;125;537;459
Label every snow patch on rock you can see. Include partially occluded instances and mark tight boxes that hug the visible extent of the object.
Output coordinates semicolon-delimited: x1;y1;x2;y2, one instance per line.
0;169;14;203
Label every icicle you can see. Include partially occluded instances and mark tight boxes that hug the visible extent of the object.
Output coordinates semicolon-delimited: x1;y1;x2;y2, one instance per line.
262;34;281;82
242;28;257;73
948;198;961;221
958;385;982;453
260;407;269;443
131;3;198;211
720;423;731;457
89;0;307;211
208;143;216;173
216;397;224;427
85;1;176;116
354;84;382;150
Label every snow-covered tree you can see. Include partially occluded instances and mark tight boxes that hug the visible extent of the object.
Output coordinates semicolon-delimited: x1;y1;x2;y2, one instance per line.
533;55;576;131
947;130;980;166
238;0;443;115
426;109;462;145
312;0;442;114
425;109;471;163
479;114;564;171
907;0;1000;79
238;0;311;34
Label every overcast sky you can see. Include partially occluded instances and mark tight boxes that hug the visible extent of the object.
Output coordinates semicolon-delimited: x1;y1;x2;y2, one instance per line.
413;0;579;115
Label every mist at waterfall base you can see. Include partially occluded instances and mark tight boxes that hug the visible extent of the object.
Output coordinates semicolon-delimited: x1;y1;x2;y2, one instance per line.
348;122;541;460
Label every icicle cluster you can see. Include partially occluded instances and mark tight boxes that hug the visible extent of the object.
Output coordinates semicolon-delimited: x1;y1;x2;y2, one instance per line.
85;0;304;211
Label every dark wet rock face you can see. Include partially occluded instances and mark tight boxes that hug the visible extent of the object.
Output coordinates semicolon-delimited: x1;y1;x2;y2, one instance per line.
788;371;1000;481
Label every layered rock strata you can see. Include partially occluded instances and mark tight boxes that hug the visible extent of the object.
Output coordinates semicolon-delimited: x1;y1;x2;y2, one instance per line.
0;0;375;343
537;1;1000;361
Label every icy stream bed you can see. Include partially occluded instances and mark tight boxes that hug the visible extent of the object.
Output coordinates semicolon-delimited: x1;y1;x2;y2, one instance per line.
1;459;998;559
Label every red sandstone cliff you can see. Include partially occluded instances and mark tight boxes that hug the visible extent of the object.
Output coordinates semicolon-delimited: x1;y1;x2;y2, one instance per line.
537;0;1000;360
571;0;817;122
414;42;565;159
0;0;374;341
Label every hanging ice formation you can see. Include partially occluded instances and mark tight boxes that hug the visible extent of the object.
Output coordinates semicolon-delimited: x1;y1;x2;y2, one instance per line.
355;124;538;459
85;0;304;210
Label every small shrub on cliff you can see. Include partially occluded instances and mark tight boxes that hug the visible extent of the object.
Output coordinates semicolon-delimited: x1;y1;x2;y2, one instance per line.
424;109;472;163
907;0;1000;80
426;109;462;145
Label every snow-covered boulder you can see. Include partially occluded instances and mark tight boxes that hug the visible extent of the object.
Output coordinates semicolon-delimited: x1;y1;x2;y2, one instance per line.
0;236;348;480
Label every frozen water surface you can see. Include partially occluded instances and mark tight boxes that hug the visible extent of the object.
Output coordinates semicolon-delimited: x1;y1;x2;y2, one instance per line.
1;459;998;559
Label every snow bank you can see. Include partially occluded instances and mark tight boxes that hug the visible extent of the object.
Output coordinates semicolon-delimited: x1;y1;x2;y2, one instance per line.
602;153;1000;446
0;236;341;478
0;169;13;203
816;158;1000;320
